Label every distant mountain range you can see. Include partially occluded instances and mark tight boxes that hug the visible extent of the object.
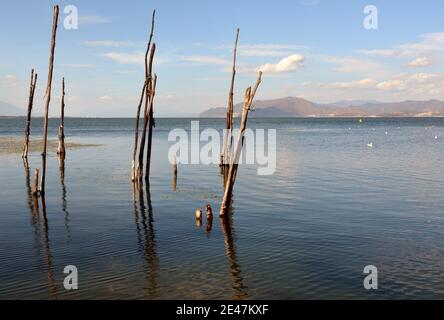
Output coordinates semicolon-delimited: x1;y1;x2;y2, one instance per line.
0;101;23;117
199;97;444;118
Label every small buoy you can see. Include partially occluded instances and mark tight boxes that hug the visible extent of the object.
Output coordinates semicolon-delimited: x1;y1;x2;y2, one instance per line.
196;208;202;220
367;142;373;148
358;118;363;123
206;204;213;219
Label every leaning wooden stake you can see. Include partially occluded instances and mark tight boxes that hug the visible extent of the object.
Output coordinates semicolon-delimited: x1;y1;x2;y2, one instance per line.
57;77;66;157
22;69;38;158
221;28;239;167
220;72;262;217
40;5;59;195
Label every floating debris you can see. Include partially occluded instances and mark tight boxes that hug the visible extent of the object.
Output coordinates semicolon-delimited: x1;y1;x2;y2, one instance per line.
206;204;213;219
195;208;203;220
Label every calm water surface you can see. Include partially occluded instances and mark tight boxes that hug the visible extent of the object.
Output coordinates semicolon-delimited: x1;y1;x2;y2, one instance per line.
0;117;443;299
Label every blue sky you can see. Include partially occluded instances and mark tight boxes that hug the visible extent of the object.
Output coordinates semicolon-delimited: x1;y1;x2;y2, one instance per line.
1;0;444;116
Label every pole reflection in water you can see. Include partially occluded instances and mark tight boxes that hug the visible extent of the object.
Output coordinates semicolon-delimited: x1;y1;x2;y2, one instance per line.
132;181;159;299
220;211;248;300
58;155;70;241
40;195;58;299
23;159;42;259
23;160;58;299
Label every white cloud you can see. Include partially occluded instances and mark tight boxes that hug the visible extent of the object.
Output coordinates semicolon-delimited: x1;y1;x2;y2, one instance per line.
64;63;95;68
99;95;113;102
83;40;142;47
238;44;308;57
303;72;444;101
360;31;444;58
102;51;145;65
323;56;388;77
180;55;230;66
309;78;377;89
256;54;305;73
1;74;18;86
358;49;402;57
79;15;113;25
377;79;406;90
408;56;432;67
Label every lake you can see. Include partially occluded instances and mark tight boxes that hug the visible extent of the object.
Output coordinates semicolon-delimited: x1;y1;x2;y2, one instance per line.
0;117;443;299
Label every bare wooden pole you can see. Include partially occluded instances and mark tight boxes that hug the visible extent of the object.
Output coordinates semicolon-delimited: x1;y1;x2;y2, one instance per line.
144;10;156;77
133;10;155;180
137;10;156;179
40;5;59;195
173;155;177;191
57;77;66;156
138;43;156;180
33;168;40;195
145;73;157;181
220;72;262;217
22;69;37;158
221;28;239;167
132;79;148;181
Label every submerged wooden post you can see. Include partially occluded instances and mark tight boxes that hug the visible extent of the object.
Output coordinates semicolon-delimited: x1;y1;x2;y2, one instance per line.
57;77;66;157
220;72;262;217
173;155;177;191
22;69;38;158
33;168;40;195
221;28;239;167
40;5;59;195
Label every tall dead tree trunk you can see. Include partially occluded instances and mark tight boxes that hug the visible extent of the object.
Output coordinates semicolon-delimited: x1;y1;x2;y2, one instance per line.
57;77;66;157
40;5;59;195
136;10;156;180
22;69;37;158
138;43;156;180
132;80;148;181
221;28;239;167
145;73;157;181
220;72;262;217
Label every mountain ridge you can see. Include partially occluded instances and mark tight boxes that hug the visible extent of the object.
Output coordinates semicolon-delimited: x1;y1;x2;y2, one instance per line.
199;97;444;118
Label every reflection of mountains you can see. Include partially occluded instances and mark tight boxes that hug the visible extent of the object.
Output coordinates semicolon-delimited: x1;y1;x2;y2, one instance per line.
200;97;444;117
